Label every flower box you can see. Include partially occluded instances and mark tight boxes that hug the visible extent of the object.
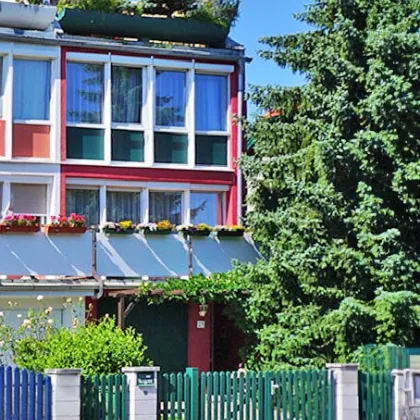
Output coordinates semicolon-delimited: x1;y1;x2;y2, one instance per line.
215;230;244;238
179;229;211;237
0;225;40;234
142;229;174;235
103;228;136;235
43;226;87;235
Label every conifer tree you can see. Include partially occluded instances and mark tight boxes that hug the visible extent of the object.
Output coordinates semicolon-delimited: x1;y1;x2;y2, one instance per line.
239;0;420;368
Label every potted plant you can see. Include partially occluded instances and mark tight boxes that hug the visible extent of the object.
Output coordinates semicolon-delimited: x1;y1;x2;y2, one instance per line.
0;213;40;234
137;220;174;235
43;213;87;234
213;225;245;237
176;223;212;237
102;220;135;235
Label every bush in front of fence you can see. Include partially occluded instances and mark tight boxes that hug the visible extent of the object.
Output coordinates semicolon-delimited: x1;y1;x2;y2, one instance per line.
11;315;152;375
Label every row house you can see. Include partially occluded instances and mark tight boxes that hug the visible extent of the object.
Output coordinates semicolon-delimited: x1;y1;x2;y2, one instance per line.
0;2;257;371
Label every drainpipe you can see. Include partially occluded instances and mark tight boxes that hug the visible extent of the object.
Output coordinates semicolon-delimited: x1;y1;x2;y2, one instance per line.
187;233;193;277
237;55;245;222
92;229;104;299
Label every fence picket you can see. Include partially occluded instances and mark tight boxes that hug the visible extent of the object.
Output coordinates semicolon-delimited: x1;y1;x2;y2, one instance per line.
36;372;44;420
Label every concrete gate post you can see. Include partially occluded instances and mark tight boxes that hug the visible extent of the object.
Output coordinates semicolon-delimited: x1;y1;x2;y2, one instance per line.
122;366;160;420
327;363;359;420
46;368;82;420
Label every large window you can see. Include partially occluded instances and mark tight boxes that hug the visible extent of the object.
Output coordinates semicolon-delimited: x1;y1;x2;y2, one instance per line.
155;70;186;127
66;189;99;226
65;55;232;167
111;66;144;162
191;192;224;226
195;74;228;166
66;63;104;160
10;183;47;216
13;59;51;121
106;190;141;223
149;191;182;225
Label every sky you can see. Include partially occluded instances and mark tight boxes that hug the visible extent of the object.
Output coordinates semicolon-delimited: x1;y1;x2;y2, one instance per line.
230;0;310;117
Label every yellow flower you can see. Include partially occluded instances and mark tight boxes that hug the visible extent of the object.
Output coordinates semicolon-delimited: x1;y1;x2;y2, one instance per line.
119;220;133;230
157;220;174;231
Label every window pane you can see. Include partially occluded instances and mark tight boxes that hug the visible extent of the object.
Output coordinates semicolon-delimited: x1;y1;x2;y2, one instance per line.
191;192;223;226
112;66;142;123
11;184;47;215
13;59;51;120
107;191;141;223
67;127;104;160
66;189;99;226
195;135;227;166
156;71;186;127
195;74;228;131
149;192;182;225
112;130;144;162
67;62;104;124
154;132;187;164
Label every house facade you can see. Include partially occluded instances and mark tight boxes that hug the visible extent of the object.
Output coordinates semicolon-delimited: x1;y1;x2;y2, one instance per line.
0;3;254;371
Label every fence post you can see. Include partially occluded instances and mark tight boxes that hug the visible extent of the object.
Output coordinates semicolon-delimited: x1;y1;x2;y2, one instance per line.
326;363;359;420
122;366;160;420
45;368;82;420
391;369;405;420
186;367;199;420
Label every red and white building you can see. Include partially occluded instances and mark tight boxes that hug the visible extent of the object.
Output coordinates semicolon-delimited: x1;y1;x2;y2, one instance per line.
0;2;256;371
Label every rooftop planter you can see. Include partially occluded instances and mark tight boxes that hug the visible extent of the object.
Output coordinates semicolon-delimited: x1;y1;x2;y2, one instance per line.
0;2;56;31
57;8;229;48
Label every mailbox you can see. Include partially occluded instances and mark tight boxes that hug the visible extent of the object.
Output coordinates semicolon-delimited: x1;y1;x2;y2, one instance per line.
136;371;155;388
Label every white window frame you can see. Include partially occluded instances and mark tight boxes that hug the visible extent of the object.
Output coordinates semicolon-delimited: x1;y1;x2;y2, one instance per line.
65;53;234;170
0;43;60;162
65;178;228;226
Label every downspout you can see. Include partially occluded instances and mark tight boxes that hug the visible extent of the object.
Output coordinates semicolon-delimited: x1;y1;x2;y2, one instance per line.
92;230;104;299
237;55;245;222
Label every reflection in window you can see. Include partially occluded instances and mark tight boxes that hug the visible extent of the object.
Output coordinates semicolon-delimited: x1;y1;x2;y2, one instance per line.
107;191;141;223
66;189;99;226
191;192;223;226
13;59;51;120
195;74;228;131
112;66;142;124
155;70;186;127
149;191;182;225
67;63;104;124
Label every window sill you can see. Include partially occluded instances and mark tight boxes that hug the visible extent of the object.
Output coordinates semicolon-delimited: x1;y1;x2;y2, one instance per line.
14;120;51;126
0;157;57;164
64;159;234;172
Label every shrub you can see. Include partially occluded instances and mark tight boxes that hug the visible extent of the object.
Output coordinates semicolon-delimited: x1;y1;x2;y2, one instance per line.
9;311;150;375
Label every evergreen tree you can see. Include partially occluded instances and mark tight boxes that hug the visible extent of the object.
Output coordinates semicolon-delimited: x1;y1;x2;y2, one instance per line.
239;0;420;369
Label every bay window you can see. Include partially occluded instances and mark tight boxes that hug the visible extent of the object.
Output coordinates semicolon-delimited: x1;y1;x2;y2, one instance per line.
190;192;224;226
13;59;51;121
149;191;182;225
195;74;228;166
66;188;99;226
66;62;104;160
106;190;141;223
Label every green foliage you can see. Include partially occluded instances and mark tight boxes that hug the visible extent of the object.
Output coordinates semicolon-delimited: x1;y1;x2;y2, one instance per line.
137;272;249;305
352;344;410;371
11;315;150;375
187;0;240;29
238;0;420;369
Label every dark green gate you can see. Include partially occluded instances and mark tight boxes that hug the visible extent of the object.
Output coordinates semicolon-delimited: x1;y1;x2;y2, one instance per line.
160;369;335;420
81;374;128;420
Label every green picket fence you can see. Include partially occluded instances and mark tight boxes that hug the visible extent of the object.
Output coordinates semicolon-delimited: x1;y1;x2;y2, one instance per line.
359;372;392;420
81;374;128;420
160;369;334;420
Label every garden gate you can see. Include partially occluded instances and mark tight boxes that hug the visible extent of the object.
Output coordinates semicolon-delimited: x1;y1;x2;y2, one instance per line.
0;365;52;420
159;368;335;420
80;373;128;420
